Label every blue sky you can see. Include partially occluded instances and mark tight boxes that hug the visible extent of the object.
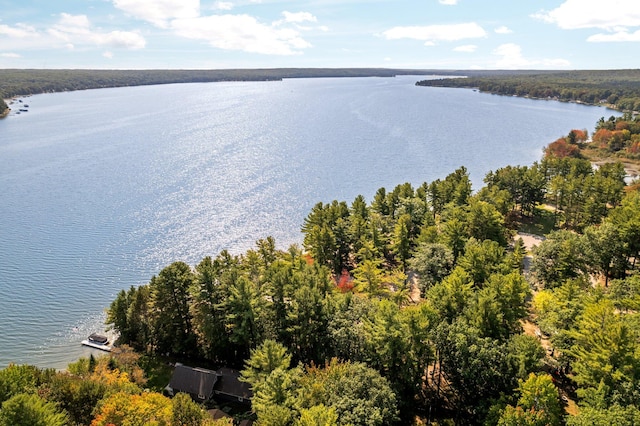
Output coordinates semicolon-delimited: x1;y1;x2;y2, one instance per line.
1;0;639;70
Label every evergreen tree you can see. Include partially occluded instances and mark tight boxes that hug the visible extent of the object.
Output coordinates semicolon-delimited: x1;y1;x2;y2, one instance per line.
0;393;68;426
149;261;197;356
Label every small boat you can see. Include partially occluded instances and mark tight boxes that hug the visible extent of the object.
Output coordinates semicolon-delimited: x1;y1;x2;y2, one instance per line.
81;333;112;352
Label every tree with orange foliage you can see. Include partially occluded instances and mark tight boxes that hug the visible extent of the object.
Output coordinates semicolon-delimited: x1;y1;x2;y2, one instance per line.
567;129;587;144
593;128;632;151
593;128;614;147
627;139;640;155
544;138;581;158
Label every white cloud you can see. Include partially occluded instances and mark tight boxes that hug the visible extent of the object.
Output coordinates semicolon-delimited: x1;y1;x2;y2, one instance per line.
0;13;145;54
383;22;486;44
588;29;640;42
439;0;458;4
0;23;39;38
533;0;640;31
1;52;21;58
274;11;319;29
453;44;477;52
171;14;311;55
111;1;317;56
48;13;91;42
492;43;570;69
112;0;199;28
281;11;317;24
57;13;91;31
494;26;512;34
47;14;146;50
492;43;530;68
103;51;114;59
94;31;146;49
214;2;234;11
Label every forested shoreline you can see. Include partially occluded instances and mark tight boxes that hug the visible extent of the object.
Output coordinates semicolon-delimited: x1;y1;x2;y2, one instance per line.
0;68;437;117
417;69;640;113
2;113;640;425
4;68;640;120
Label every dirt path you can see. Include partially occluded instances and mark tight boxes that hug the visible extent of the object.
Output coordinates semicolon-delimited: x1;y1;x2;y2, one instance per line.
407;271;421;303
515;232;545;253
515;232;545;280
515;232;579;416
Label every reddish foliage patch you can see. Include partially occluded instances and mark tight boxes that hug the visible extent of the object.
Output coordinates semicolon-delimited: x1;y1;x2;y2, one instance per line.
544;138;581;158
593;129;614;147
302;253;314;265
335;269;355;293
569;129;587;143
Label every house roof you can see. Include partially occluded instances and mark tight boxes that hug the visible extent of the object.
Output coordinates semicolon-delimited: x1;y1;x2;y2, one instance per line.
214;367;253;400
167;364;253;402
168;364;218;400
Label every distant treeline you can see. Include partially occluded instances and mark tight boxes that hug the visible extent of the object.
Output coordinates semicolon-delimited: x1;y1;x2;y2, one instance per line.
417;69;640;112
0;67;438;116
0;68;438;115
5;68;640;117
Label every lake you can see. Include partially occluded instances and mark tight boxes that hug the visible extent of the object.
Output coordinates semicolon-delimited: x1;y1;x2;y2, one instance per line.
0;76;617;369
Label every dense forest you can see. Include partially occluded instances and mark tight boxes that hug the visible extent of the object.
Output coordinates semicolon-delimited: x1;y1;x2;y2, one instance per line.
417;69;640;112
2;113;640;425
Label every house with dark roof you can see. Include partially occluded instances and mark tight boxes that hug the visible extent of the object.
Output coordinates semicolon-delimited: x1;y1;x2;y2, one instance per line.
212;367;252;403
165;364;219;402
165;364;252;404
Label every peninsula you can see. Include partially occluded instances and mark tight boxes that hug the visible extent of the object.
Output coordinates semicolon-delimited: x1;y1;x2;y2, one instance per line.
416;69;640;112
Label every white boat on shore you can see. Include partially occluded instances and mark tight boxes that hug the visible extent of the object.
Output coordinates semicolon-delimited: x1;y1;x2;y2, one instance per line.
81;333;112;352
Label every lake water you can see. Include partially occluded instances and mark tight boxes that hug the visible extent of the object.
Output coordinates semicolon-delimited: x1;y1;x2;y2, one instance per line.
0;76;617;369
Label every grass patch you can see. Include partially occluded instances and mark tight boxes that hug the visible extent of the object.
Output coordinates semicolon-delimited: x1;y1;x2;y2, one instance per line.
139;355;174;392
516;205;557;236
